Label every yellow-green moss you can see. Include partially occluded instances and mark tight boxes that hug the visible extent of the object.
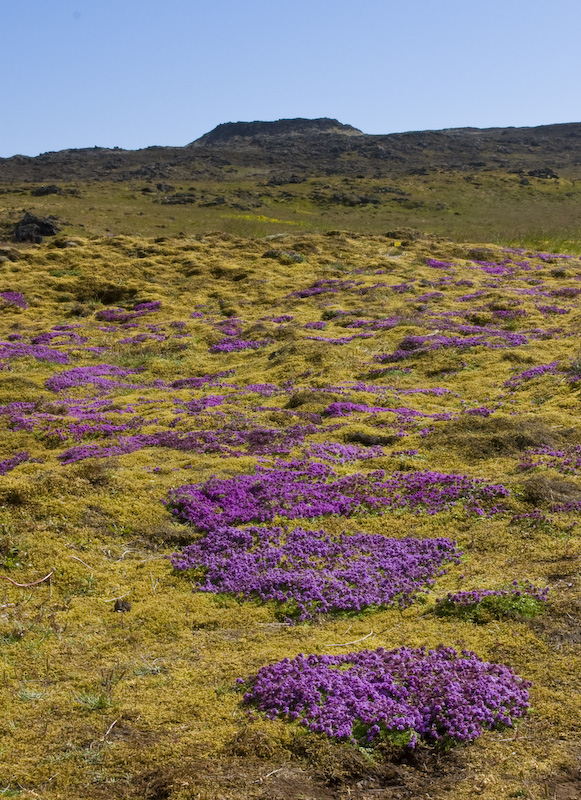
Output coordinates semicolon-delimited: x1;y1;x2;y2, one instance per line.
0;232;579;799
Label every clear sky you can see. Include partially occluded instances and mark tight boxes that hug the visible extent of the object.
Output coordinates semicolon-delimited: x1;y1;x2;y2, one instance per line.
2;0;580;157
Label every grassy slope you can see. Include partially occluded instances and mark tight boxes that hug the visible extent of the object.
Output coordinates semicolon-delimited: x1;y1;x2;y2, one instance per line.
0;231;580;799
2;169;581;247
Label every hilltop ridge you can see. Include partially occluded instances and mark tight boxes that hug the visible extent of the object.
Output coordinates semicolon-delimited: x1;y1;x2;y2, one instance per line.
189;117;363;146
1;118;580;182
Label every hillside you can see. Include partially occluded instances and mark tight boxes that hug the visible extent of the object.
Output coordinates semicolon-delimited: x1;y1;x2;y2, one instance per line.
0;229;580;799
1;118;580;183
2;118;581;250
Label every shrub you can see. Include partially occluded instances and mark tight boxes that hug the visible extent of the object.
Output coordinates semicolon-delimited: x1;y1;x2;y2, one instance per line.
432;415;569;461
262;249;306;264
519;476;581;507
434;581;549;623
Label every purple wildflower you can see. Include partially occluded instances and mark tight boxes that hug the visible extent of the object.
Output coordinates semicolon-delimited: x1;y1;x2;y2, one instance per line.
172;526;460;620
242;646;531;747
0;292;28;309
0;451;30;475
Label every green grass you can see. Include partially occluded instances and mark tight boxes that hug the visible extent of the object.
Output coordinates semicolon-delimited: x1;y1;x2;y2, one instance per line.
3;170;581;246
433;594;546;624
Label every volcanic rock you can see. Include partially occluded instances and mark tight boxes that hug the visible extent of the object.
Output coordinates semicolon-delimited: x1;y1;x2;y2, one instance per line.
13;213;60;243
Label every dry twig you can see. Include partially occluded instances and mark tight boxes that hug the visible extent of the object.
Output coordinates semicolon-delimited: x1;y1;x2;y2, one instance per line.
325;629;375;647
0;570;53;588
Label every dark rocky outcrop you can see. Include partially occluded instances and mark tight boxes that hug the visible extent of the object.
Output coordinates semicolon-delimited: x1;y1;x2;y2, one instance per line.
527;167;559;179
30;184;62;196
189;118;363;146
13;212;60;243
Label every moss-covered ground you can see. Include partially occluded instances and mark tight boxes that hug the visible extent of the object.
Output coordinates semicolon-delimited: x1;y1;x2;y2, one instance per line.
0;230;580;798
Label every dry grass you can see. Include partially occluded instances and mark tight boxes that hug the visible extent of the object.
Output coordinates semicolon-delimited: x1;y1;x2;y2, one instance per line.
0;231;580;799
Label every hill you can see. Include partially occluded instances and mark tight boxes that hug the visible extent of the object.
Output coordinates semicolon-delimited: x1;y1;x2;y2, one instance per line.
189;117;364;145
1;118;580;183
2;118;581;249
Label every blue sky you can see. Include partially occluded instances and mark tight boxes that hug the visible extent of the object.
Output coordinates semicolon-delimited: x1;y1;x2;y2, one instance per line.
3;0;580;157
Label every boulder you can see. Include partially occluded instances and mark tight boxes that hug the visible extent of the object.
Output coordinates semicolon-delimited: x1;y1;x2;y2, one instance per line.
527;167;559;179
30;185;62;196
13;213;60;243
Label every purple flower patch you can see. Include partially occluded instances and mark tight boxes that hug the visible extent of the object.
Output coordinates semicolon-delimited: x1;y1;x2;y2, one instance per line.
0;342;69;366
172;526;460;620
536;305;570;315
210;338;273;353
324;402;392;417
95;301;161;323
0;292;28;309
374;329;529;363
165;462;509;532
288;279;362;299
305;442;386;463
306;333;375;345
171;370;234;390
182;395;224;414
504;362;559;389
241;646;531;747
46;364;142;393
0;451;30;475
426;259;454;269
517;444;581;475
435;581;549;621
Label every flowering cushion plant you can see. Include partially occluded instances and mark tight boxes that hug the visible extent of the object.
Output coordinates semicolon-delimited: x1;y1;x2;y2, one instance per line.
171;525;461;620
241;646;531;749
209;337;273;353
434;581;549;623
0;450;30;475
165;461;509;531
0;291;28;309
